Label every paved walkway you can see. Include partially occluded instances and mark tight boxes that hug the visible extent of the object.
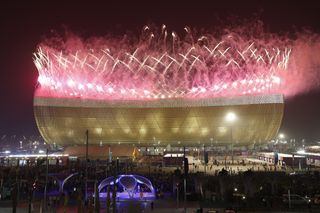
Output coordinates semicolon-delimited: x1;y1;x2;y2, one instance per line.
0;199;317;213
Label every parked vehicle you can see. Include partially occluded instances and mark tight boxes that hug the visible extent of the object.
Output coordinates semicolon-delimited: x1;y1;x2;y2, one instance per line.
313;194;320;205
282;194;311;205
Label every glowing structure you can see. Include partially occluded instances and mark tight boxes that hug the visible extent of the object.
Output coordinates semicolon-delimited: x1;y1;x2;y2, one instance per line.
34;94;283;145
33;26;287;146
98;175;155;200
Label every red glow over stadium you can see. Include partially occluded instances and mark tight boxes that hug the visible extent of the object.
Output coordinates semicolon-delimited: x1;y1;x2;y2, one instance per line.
34;25;316;101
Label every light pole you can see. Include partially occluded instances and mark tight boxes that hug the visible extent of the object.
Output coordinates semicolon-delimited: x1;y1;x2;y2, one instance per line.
44;148;49;209
278;133;285;153
85;130;89;204
183;146;187;213
210;138;213;167
225;112;237;165
176;183;179;208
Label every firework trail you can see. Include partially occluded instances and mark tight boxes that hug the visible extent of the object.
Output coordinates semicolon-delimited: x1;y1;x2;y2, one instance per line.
33;24;320;100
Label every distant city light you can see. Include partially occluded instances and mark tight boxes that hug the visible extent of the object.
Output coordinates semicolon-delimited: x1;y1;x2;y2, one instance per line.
7;154;69;158
297;149;306;154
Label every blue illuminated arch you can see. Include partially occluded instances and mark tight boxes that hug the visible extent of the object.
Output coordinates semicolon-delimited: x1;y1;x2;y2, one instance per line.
98;174;155;200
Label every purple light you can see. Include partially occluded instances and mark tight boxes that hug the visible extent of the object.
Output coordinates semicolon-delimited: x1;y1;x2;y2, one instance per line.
98;174;155;200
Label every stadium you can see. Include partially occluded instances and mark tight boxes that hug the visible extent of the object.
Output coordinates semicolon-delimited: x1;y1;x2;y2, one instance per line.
34;94;284;146
32;28;290;149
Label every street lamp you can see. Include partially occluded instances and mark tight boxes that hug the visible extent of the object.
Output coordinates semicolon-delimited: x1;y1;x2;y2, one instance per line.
44;148;49;209
279;133;285;139
277;133;286;152
226;112;237;123
225;112;237;164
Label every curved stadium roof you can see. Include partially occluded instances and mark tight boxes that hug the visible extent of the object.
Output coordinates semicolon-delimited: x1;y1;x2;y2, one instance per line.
34;94;284;146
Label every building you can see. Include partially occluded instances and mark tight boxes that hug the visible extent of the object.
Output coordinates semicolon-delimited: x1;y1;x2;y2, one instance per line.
34;94;284;147
256;152;306;167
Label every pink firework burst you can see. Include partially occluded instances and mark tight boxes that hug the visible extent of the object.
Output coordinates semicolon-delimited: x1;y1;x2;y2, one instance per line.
33;25;320;100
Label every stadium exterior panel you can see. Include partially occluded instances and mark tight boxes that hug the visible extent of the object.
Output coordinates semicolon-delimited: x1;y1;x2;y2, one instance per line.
34;94;284;146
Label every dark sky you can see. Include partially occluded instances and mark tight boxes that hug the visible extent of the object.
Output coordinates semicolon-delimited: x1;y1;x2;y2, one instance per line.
1;0;320;143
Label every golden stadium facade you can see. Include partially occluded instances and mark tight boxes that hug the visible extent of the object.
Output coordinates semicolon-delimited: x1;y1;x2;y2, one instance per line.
34;94;284;146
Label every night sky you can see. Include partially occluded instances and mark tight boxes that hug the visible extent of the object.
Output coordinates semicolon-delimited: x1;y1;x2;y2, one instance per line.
1;0;320;142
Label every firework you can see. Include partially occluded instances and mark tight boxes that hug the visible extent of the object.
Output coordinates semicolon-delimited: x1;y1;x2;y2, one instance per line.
34;25;314;101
